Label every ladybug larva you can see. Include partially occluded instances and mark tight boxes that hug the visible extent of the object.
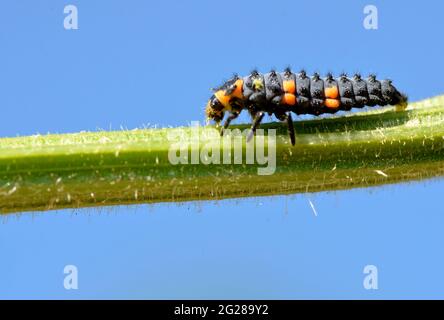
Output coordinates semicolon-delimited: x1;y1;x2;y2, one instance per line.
205;68;408;145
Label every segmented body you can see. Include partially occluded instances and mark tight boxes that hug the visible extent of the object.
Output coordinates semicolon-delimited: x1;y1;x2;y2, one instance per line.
205;69;407;145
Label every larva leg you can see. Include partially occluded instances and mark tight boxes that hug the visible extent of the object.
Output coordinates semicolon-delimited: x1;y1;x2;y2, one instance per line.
286;113;296;146
247;111;265;142
275;111;296;146
220;112;239;136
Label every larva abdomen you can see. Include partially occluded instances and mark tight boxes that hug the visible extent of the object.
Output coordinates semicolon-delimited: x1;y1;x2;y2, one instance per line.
241;70;407;115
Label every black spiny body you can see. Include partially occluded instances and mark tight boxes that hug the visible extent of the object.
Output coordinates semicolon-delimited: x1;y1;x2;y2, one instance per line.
205;69;408;145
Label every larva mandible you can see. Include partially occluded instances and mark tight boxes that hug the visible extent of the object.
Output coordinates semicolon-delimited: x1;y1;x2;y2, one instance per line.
205;68;408;146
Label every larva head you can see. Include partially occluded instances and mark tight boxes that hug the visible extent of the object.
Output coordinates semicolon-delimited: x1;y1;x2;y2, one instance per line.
205;77;244;124
205;94;225;124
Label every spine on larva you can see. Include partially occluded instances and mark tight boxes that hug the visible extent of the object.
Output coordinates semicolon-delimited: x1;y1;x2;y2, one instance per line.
241;69;407;115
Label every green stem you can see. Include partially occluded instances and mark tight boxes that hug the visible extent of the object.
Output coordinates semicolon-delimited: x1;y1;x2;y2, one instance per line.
1;95;444;214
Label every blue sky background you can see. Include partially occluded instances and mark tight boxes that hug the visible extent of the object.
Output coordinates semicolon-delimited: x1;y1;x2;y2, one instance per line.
1;0;444;299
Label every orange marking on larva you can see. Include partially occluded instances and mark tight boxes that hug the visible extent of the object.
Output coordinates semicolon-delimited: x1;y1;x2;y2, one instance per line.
214;90;232;110
232;79;244;99
325;98;340;109
283;80;296;94
282;93;296;106
324;86;339;99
